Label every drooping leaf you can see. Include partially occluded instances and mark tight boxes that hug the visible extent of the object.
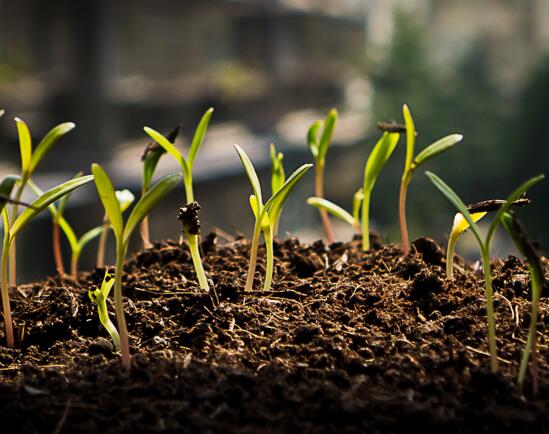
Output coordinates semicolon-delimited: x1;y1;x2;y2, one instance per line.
402;104;416;173
425;171;483;246
57;215;79;252
270;143;285;195
91;164;123;240
264;164;312;222
0;175;20;213
78;226;104;251
123;172;183;245
307;197;355;227
15;117;32;176
307;120;322;159
363;132;399;193
188;108;213;167
486;174;545;244
317;109;337;164
10;175;94;239
234;145;263;213
30;122;76;175
414;134;463;167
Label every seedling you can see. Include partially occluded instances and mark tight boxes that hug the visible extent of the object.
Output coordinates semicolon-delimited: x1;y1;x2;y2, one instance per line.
140;125;180;248
307;131;399;249
177;202;209;291
501;212;544;393
96;190;135;268
1;174;93;348
88;270;120;350
235;145;312;291
426;171;544;373
144;108;213;291
307;109;337;244
28;179;103;278
399;105;463;256
9;118;76;285
446;198;531;279
270;143;285;235
91;163;182;368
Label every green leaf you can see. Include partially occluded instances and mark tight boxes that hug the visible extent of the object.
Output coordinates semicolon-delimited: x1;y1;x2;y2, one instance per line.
10;175;94;239
352;188;364;222
15;117;32;175
78;225;104;251
143;127;188;177
29;122;75;175
57;215;79;252
307;197;355;227
27;179;59;221
318;109;337;164
270;143;285;195
188;107;213;167
402;104;416;173
486;174;544;244
263;164;312;222
234;145;263;213
363;132;399;193
307;120;322;159
425;171;483;246
123;172;183;245
0;175;20;213
414;134;463;167
91;164;123;240
58;171;84;216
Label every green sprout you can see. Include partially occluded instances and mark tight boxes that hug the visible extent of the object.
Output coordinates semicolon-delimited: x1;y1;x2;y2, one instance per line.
235;145;312;292
88;270;119;350
28;178;104;279
426;171;544;373
307;109;337;244
1;174;93;348
143;108;213;292
501;212;544;393
399;105;463;256
91;164;182;369
140;125;180;249
307;131;399;250
445;197;530;279
96;190;135;268
9;118;76;286
270;143;286;236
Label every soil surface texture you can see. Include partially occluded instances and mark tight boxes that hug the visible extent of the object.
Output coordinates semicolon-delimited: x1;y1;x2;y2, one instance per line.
0;234;548;433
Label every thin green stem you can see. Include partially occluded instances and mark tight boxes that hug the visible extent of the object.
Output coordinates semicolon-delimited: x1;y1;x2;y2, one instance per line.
1;209;13;348
96;295;120;351
481;246;499;373
9;182;25;287
96;220;108;268
518;273;541;390
244;220;262;292
263;227;274;291
361;190;372;251
446;232;459;279
184;175;194;204
114;243;130;369
399;175;411;256
70;250;80;280
315;162;334;244
187;233;209;291
140;182;152;250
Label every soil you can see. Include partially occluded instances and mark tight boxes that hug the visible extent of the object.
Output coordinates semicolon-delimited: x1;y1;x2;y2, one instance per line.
0;233;548;433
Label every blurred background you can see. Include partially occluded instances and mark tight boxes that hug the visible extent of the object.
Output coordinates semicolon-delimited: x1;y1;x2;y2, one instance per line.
0;0;548;281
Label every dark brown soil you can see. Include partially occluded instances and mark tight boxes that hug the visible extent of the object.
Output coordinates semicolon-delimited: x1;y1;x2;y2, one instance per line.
0;234;548;433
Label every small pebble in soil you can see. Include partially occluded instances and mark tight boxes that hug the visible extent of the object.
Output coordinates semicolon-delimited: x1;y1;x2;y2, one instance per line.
88;337;114;356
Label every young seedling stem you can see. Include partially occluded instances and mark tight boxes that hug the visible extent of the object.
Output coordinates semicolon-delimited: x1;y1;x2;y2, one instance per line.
307;109;337;244
427;171;544;373
399;105;463;256
178;202;209;291
89;270;120;350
